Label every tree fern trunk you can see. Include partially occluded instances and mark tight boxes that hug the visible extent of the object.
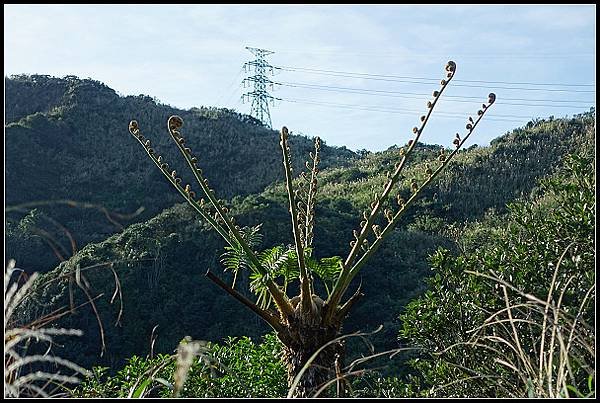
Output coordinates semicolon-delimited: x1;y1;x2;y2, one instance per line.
281;319;345;398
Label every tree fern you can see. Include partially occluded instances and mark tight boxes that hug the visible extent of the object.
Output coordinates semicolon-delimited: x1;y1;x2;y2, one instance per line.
128;60;496;396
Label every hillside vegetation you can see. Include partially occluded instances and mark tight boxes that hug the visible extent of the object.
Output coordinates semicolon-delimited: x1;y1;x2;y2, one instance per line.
66;147;595;398
11;89;594;377
5;74;356;272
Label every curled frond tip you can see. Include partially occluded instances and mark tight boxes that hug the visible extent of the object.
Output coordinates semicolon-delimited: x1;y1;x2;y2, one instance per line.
129;120;139;133
168;115;184;131
445;60;456;73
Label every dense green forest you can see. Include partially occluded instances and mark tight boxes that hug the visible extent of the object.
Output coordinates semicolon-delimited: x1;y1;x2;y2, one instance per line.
5;74;356;273
68;150;595;397
5;74;595;398
395;151;595;398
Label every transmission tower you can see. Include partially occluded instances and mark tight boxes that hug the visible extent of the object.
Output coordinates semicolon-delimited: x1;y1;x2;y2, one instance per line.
242;47;276;128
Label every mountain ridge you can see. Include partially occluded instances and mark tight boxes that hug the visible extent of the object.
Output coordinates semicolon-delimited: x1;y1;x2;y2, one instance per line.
5;74;357;272
5;73;594;373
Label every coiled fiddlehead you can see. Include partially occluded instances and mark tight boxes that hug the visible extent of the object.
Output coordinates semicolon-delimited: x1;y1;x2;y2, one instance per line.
128;118;295;320
324;61;496;323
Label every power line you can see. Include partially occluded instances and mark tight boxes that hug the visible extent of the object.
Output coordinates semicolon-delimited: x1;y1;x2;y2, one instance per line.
216;67;245;106
278;98;532;123
275;81;594;109
280;81;594;104
274;66;596;93
276;65;595;87
282;97;537;118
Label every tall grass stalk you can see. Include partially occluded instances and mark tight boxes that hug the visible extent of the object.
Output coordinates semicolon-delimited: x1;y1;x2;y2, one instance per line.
4;259;90;397
457;244;595;398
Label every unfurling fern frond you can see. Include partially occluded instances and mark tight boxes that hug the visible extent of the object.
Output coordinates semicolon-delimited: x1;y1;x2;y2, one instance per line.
220;225;263;288
259;245;299;283
250;245;298;308
307;256;343;296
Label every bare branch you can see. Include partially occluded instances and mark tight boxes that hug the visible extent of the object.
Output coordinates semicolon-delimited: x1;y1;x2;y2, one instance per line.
205;269;285;334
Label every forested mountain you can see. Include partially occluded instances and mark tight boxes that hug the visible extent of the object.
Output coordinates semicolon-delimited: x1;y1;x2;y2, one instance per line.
68;148;596;398
11;90;594;375
395;151;595;397
5;74;357;272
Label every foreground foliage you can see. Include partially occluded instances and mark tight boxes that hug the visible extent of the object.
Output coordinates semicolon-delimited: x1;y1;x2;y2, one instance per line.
12;109;594;379
399;152;595;397
4;260;89;397
73;334;286;398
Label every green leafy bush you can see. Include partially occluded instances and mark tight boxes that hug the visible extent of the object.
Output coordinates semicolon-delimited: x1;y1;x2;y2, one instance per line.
399;152;595;397
74;333;286;398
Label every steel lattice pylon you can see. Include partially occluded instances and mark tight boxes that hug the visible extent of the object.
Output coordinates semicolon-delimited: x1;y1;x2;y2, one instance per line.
242;47;276;128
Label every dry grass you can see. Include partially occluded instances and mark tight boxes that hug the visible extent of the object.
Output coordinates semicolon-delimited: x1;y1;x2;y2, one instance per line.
4;259;90;397
440;243;597;398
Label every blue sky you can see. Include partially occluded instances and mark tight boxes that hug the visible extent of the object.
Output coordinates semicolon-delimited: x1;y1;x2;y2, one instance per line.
4;4;596;151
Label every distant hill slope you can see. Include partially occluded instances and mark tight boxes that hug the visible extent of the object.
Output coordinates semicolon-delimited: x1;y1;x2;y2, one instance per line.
310;110;596;223
5;74;357;272
14;111;594;373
